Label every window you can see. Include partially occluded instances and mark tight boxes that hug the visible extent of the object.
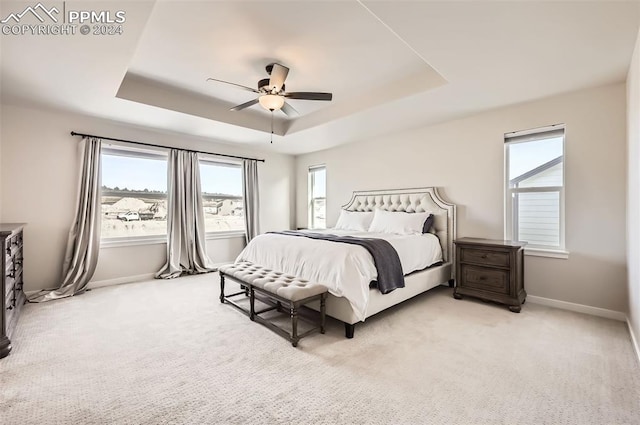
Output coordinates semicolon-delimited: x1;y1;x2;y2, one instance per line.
199;159;245;233
308;165;326;229
505;125;565;253
101;147;168;240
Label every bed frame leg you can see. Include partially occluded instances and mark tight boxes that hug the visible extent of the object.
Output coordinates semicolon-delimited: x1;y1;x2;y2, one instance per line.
219;274;225;303
448;279;454;288
344;323;355;339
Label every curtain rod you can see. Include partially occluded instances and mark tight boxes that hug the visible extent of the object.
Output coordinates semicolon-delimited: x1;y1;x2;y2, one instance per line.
70;131;265;163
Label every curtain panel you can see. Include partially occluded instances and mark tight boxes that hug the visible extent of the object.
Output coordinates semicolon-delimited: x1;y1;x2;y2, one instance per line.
29;137;102;302
156;149;214;279
242;159;260;242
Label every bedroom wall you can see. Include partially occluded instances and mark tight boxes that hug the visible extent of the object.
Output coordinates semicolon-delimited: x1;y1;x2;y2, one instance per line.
627;30;640;356
296;83;628;313
0;104;295;292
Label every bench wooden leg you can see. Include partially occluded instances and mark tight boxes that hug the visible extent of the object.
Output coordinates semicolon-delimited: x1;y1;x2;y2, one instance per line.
249;287;256;321
219;274;225;303
320;293;326;334
290;303;299;347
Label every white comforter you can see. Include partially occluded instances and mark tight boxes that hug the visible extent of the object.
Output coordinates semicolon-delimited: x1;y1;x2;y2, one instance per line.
235;229;443;321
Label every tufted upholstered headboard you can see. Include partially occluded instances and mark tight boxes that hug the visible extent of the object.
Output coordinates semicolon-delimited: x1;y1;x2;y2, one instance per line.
342;187;457;266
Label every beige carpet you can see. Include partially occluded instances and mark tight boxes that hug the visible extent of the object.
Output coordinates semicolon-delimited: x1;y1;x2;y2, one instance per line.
1;274;639;425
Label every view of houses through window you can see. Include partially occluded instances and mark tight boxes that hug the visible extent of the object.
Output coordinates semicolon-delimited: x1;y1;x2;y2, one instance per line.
308;165;326;229
505;126;565;250
101;148;168;239
199;160;244;233
101;147;245;240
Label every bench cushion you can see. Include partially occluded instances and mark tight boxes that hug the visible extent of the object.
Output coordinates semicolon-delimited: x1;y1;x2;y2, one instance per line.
219;262;327;302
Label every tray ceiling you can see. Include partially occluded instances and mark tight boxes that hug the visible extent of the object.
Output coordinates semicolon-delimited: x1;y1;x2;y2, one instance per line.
1;1;638;154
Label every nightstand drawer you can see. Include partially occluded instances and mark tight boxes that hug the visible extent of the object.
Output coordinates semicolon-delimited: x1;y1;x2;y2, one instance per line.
460;265;509;294
461;248;509;268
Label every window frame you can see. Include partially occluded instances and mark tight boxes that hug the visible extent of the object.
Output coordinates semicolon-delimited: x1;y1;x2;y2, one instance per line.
308;165;326;229
100;147;247;248
100;144;169;247
198;156;246;238
504;125;568;258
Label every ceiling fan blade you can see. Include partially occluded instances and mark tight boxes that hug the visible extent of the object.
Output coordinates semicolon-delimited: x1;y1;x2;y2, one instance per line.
280;101;299;117
269;63;289;92
230;98;259;111
207;78;259;93
284;92;332;101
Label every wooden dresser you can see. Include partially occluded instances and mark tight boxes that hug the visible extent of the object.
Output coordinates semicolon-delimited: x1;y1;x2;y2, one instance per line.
1;223;26;359
453;237;526;313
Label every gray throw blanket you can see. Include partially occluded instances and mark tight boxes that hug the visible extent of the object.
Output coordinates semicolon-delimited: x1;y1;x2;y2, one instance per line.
269;230;405;294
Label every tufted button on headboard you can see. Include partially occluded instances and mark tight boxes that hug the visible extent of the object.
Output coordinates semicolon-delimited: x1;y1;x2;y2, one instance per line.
342;188;456;272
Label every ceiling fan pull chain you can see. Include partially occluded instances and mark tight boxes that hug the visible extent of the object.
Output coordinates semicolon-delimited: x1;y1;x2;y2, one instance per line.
270;110;274;144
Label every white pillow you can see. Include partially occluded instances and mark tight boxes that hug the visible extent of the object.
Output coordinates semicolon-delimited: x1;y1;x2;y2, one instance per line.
334;210;374;232
368;209;432;235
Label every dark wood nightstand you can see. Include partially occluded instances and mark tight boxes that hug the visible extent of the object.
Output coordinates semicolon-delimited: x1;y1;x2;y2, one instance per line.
453;237;527;313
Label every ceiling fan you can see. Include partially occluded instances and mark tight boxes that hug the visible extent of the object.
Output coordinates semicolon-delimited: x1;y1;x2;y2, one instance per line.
207;63;333;117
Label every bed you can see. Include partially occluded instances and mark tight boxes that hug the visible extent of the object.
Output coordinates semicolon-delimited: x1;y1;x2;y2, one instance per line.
236;187;456;338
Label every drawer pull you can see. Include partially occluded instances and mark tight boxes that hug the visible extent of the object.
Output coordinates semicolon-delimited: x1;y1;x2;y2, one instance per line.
479;276;487;280
481;254;487;259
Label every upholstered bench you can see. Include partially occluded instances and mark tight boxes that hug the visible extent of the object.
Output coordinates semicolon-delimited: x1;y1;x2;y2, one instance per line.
218;262;327;347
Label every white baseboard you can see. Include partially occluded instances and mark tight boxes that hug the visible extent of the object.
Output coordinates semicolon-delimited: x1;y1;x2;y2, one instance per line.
527;295;626;321
627;317;640;366
87;264;230;290
88;273;156;289
211;262;228;270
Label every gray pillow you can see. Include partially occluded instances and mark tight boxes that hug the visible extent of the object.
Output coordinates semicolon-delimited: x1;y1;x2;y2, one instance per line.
422;214;434;234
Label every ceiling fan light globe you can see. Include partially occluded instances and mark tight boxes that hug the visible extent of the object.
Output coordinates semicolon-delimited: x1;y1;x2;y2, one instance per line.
259;94;285;111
